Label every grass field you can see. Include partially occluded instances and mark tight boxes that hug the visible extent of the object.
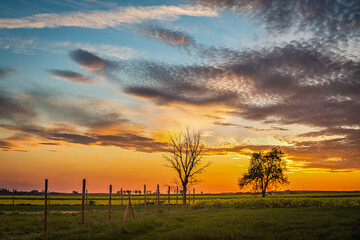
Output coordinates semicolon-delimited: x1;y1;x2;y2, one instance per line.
0;193;359;239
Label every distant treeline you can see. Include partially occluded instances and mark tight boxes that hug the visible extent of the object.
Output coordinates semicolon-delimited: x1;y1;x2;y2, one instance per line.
0;188;42;195
0;188;65;195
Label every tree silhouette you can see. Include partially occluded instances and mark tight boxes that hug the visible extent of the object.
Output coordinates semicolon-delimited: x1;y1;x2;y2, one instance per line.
163;128;211;205
238;147;289;197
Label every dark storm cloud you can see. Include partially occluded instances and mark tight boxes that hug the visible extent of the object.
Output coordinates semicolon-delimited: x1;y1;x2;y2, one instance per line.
69;49;112;71
196;0;360;41
47;69;96;84
0;68;18;79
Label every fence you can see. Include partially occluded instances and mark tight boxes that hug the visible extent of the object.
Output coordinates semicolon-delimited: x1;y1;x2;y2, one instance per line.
10;179;197;232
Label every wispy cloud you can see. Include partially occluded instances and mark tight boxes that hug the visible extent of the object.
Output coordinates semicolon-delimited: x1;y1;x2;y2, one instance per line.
0;123;167;153
0;36;141;59
47;69;96;84
137;24;196;47
0;92;35;121
0;89;167;153
0;68;18;79
0;5;218;29
213;121;287;132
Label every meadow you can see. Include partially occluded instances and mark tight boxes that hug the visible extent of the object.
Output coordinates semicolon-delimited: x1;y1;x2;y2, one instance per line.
0;193;359;239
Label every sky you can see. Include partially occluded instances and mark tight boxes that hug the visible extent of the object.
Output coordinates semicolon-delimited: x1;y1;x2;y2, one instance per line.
0;0;359;193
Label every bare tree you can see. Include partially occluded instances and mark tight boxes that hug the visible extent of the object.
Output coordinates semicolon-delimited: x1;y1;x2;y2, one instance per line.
163;128;211;205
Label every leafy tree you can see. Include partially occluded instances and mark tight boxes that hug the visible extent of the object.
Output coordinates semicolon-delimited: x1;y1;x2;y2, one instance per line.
238;147;289;197
163;128;211;205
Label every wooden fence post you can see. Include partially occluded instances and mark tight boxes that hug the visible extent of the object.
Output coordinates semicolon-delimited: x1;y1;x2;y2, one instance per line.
144;184;147;216
121;188;123;207
157;184;160;209
176;186;178;209
81;179;86;225
85;189;88;211
188;190;191;206
108;184;112;223
193;188;195;205
12;189;14;210
44;179;48;232
168;186;170;212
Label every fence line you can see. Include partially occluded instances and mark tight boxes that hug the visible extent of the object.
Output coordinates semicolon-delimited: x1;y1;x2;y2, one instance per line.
26;179;199;233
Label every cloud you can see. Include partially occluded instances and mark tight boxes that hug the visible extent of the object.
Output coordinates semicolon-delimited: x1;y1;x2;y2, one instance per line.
112;41;359;127
0;5;218;29
289;129;360;170
0;88;169;153
23;89;134;133
0;123;167;153
72;43;141;60
0;92;36;121
213;121;287;131
124;85;237;106
0;36;142;60
133;23;240;61
0;139;14;151
61;43;359;141
69;49;111;71
93;39;358;170
47;69;96;84
137;24;196;47
205;135;360;171
195;0;360;42
0;89;136;134
0;68;18;79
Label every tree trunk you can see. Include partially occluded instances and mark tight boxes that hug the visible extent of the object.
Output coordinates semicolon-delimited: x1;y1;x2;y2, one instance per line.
262;190;266;197
182;184;187;205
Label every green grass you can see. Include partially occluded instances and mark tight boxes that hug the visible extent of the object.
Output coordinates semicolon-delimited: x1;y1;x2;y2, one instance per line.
0;193;359;239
